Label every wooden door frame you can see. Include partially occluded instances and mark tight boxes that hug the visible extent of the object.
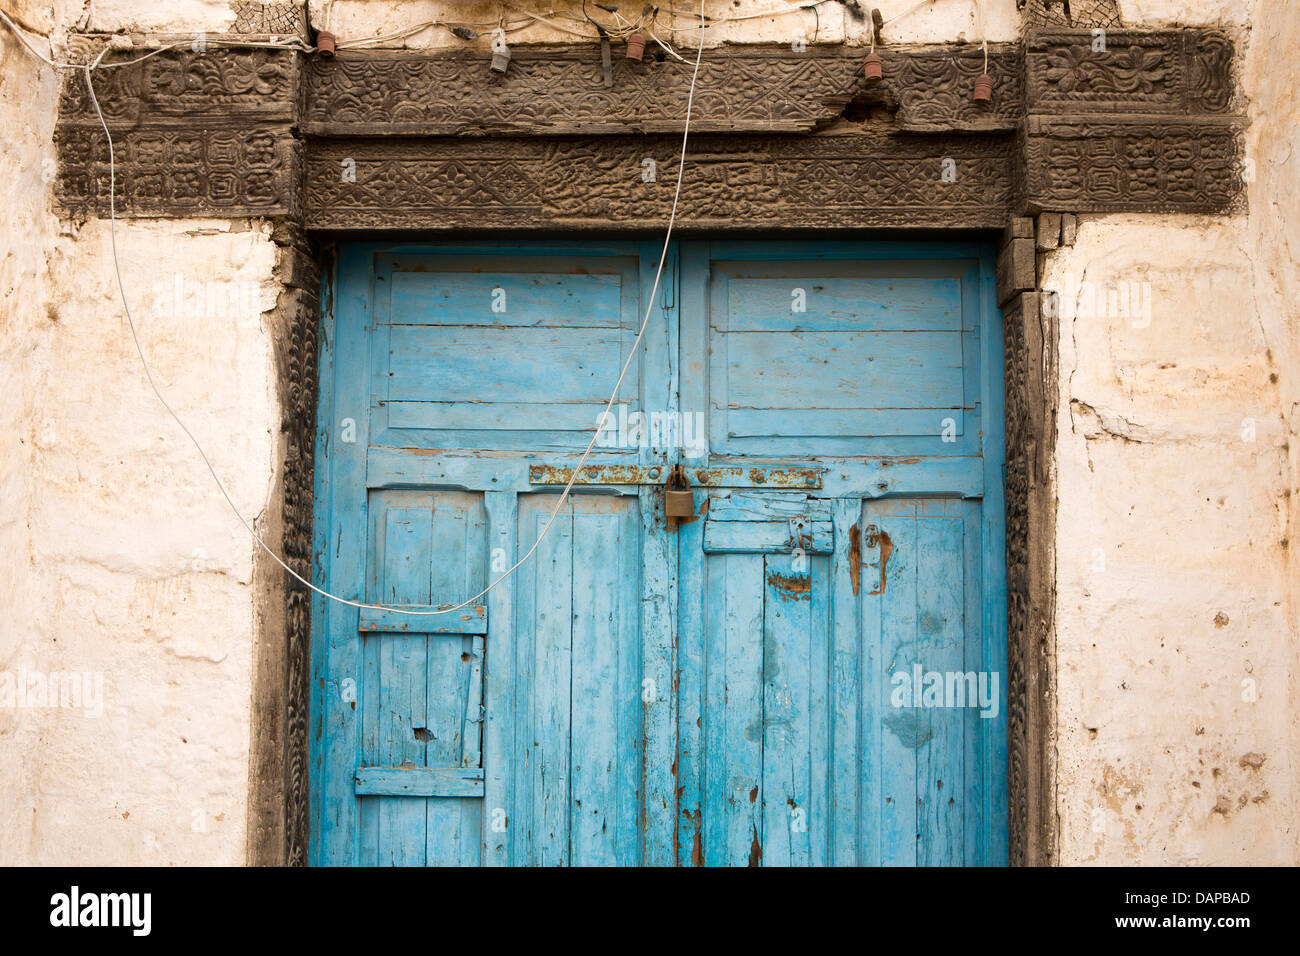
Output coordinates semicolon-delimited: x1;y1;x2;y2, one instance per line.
303;234;1033;866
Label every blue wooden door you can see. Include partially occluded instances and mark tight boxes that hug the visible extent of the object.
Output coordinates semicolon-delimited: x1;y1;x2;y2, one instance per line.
311;239;1006;866
674;241;1007;865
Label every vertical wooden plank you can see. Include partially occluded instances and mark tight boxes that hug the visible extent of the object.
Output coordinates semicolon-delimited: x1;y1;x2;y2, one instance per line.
461;634;485;769
308;251;337;868
829;498;863;865
760;552;813;867
570;506;620;866
460;501;488;772
424;499;478;868
315;244;372;867
358;498;385;866
424;503;469;766
857;498;884;868
979;246;1010;866
614;500;644;867
376;506;432;866
639;484;677;865
873;500;918;866
627;239;678;866
915;503;965;866
962;501;985;867
530;499;573;866
511;497;538;866
675;487;707;865
703;553;765;866
483;490;518;866
806;552;831;868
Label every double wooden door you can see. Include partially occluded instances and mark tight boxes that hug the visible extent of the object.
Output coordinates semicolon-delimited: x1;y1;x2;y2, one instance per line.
310;239;1007;866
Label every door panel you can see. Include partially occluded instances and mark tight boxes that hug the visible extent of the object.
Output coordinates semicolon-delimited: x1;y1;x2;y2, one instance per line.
372;252;643;453
701;256;983;459
358;489;486;867
512;493;644;867
680;493;1001;866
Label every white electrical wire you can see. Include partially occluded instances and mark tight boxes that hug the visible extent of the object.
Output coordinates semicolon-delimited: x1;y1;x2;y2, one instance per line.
9;0;986;618
0;8;313;66
49;4;709;616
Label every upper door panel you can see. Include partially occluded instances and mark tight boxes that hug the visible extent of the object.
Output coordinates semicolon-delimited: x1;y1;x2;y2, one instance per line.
686;245;986;461
371;251;644;453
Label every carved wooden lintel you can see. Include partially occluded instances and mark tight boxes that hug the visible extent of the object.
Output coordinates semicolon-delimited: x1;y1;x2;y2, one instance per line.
302;43;1023;137
305;132;1017;232
54;28;1246;227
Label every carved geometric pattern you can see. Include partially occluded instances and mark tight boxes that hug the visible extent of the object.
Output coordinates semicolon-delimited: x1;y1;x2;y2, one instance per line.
55;50;301;219
278;228;319;869
886;45;1022;132
303;44;1022;136
1000;286;1058;867
1023;29;1245;214
1026;30;1237;114
1002;290;1032;868
305;133;1018;232
55;124;299;218
58;49;299;125
54;33;1245;223
1024;119;1245;213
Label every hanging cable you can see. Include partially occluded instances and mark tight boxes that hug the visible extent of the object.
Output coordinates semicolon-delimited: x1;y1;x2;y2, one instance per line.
3;0;984;616
12;2;708;616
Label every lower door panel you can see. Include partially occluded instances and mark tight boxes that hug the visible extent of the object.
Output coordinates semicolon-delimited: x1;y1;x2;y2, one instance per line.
677;491;1007;866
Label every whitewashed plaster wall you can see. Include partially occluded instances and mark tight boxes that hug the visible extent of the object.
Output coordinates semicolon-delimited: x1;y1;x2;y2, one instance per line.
1044;0;1300;864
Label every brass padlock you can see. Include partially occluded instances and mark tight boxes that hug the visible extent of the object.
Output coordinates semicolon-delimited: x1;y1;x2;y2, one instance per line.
663;466;694;518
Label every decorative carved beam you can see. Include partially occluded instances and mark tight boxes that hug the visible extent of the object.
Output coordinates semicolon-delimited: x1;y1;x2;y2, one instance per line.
302;44;1022;137
304;132;1017;232
1022;30;1245;214
55;50;301;218
53;29;1247;225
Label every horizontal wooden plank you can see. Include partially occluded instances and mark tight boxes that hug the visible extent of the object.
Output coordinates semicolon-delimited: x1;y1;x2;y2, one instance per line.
305;134;1019;233
724;276;962;332
720;330;965;410
723;407;965;439
354;766;485;798
706;492;832;522
367;448;635;491
703;520;833;554
365;448;982;497
387;325;636;404
303;45;1022;138
358;605;487;634
384;400;614;432
528;463;824;489
388;270;625;328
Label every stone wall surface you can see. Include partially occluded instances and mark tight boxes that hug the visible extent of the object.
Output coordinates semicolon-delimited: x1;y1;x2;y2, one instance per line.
0;0;1294;864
